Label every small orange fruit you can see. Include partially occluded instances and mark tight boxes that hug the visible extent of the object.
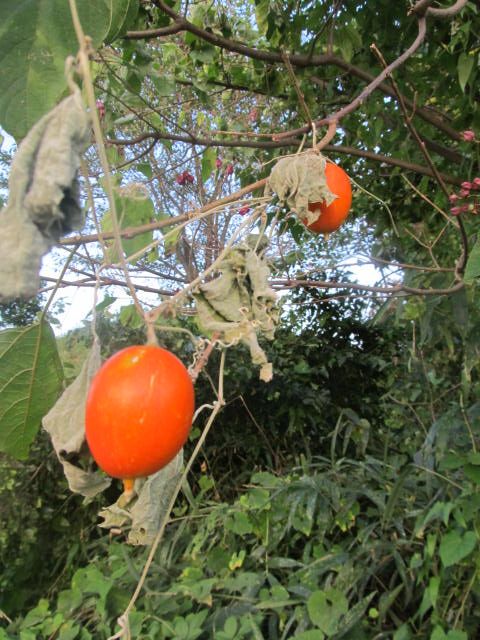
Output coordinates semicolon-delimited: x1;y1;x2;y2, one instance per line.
307;162;352;233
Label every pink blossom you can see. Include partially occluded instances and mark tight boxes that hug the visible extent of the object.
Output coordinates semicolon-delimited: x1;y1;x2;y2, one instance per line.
460;189;470;198
451;204;469;216
461;181;472;190
96;100;106;119
238;206;250;216
473;177;480;187
225;163;234;176
449;194;459;202
215;158;222;169
462;130;475;142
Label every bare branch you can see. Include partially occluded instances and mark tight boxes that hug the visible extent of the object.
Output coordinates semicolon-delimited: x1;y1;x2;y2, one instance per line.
272;278;465;296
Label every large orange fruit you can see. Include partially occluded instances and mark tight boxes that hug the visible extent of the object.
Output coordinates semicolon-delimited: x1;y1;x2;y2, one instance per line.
307;162;352;233
85;345;194;481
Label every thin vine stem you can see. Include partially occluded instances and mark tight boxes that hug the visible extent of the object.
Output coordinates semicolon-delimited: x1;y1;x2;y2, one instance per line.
108;350;227;640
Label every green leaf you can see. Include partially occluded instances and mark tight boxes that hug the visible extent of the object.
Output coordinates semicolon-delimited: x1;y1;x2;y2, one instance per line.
119;304;144;328
464;237;480;283
307;589;348;634
293;631;325;640
228;511;254;535
151;75;176;97
137;162;153;179
94;295;117;314
102;186;156;262
255;0;269;35
439;530;476;567
393;624;412;640
163;224;182;256
464;464;480;484
457;52;474;92
0;1;113;139
202;147;217;182
104;0;139;43
0;322;64;459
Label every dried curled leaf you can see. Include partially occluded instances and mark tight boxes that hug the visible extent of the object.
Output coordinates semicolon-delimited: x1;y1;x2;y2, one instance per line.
98;451;184;545
193;236;278;381
0;91;90;301
43;341;111;498
267;151;336;224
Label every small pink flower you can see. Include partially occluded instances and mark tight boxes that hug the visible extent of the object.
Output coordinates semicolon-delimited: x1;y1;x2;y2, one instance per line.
238;206;250;216
452;204;470;215
184;172;194;184
461;181;472;190
460;189;470;198
215;158;222;169
96;100;106;119
462;130;475;142
473;177;480;187
449;194;459;202
225;163;234;176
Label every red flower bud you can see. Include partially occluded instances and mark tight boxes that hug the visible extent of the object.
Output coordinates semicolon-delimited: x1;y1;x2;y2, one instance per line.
215;158;222;169
238;206;250;216
225;163;234;176
462;130;475;142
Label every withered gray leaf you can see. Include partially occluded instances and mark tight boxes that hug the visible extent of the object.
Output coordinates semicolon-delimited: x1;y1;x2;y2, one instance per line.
267;151;336;224
43;340;111;498
98;451;184;546
0;91;90;301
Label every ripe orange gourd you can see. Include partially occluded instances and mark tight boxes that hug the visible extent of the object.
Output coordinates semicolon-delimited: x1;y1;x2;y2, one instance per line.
307;162;352;234
85;345;194;483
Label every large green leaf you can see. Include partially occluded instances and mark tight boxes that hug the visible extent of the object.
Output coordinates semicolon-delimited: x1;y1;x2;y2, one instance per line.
439;530;477;567
0;0;138;139
0;322;64;459
464;237;480;283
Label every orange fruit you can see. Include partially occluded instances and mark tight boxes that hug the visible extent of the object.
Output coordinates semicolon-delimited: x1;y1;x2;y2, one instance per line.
307;162;352;233
85;345;194;481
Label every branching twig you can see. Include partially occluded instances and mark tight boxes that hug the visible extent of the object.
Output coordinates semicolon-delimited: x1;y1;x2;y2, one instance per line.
272;278;464;296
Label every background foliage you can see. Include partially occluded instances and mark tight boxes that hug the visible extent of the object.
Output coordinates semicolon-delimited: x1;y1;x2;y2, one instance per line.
1;0;480;638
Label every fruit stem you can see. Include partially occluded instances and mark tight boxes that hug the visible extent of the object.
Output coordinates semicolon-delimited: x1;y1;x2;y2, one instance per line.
123;478;135;496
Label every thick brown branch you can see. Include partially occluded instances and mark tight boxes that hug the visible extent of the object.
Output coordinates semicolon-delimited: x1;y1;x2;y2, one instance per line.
107;130;462;185
125;21;184;39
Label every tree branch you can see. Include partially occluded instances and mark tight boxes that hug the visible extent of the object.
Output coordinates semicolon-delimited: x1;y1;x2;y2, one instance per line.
127;3;462;142
107;130;463;185
272;278;465;297
410;0;468;18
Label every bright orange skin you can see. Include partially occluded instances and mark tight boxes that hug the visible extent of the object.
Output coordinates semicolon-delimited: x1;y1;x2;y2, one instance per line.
85;345;194;480
307;163;352;233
